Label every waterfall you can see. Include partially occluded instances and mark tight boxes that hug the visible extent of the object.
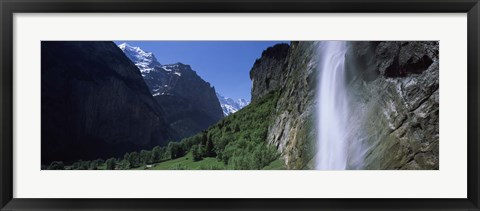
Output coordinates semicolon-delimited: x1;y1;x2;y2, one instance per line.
316;41;350;170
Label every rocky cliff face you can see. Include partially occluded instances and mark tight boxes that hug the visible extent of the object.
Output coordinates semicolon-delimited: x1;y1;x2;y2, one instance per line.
250;42;319;169
266;42;320;169
153;63;224;138
345;41;439;170
250;41;439;170
41;41;175;164
250;43;290;102
118;43;224;139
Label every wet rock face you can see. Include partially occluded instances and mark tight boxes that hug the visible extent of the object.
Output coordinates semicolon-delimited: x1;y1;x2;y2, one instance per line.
345;41;380;82
250;42;319;169
267;42;319;169
41;41;175;164
250;43;290;102
252;41;438;170
345;41;439;170
346;41;437;78
377;41;437;77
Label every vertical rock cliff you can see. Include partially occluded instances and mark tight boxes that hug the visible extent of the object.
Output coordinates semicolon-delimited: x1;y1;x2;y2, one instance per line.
41;41;175;164
249;41;439;170
249;42;319;169
345;41;439;170
152;63;224;138
250;43;290;102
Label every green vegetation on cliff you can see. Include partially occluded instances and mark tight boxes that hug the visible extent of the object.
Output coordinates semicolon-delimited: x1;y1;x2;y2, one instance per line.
55;91;284;170
207;91;281;169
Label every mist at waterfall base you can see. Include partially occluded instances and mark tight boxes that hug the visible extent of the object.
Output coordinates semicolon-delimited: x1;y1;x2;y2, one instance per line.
315;41;365;170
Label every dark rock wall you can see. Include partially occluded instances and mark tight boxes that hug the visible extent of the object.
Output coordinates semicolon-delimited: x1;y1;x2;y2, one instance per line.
150;63;224;138
345;41;439;170
250;43;290;102
264;42;319;169
41;41;175;164
248;42;319;169
250;41;439;170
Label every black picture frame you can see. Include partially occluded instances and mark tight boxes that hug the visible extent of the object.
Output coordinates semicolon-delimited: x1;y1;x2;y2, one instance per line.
1;0;479;210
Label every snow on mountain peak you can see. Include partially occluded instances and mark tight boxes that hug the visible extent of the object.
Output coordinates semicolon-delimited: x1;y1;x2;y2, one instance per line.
118;42;128;50
118;44;240;114
216;92;250;116
117;43;161;74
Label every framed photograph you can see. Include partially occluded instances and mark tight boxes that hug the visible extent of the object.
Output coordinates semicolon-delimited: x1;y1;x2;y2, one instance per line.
1;0;479;210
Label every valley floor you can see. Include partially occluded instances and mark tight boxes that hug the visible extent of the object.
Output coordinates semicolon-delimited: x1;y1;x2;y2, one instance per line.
91;152;286;170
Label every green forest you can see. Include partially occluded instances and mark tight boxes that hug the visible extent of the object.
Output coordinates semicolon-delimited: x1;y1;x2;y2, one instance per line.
44;91;285;170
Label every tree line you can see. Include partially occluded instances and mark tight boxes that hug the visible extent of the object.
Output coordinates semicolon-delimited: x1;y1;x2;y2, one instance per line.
45;91;281;170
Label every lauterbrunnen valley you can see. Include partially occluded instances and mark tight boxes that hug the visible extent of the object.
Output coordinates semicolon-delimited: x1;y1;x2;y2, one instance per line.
41;41;439;170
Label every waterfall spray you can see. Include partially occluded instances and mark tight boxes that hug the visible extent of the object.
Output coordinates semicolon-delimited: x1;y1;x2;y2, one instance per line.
316;41;349;170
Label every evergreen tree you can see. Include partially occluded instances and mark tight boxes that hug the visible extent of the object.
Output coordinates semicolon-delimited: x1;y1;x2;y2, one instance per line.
139;150;152;165
167;142;185;159
191;145;203;161
205;138;216;157
128;152;139;168
151;146;163;163
105;158;116;170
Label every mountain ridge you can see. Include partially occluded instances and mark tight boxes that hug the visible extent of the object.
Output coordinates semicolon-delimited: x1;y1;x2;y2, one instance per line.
118;43;224;139
216;92;250;116
41;41;176;164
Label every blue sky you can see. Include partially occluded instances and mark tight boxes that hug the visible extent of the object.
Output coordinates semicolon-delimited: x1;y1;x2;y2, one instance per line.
114;41;288;100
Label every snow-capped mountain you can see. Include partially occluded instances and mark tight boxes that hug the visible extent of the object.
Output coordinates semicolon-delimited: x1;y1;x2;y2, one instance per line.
118;43;161;75
118;43;186;96
117;42;224;139
216;92;250;116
